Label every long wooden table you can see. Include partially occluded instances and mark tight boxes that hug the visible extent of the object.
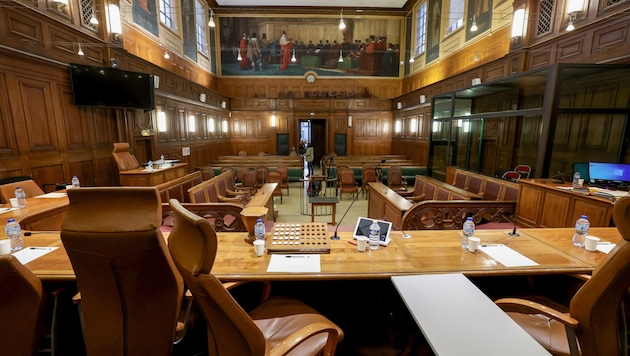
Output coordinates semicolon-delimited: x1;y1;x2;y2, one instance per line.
16;227;622;282
0;191;69;231
119;162;188;186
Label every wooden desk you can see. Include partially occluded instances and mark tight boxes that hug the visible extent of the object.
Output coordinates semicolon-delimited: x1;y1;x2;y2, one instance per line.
0;192;69;232
392;274;551;356
367;182;413;227
247;183;276;222
19;227;618;282
119;162;188;186
515;179;615;228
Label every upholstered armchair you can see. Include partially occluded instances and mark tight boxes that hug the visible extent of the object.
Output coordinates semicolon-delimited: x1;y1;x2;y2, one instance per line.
61;187;189;356
167;198;344;356
111;142;140;172
496;195;630;355
0;179;44;203
338;169;358;200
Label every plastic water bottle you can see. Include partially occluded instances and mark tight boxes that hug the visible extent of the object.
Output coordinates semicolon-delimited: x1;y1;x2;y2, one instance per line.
5;218;24;252
71;176;80;188
15;186;27;208
147;160;153;172
572;215;590;247
160;154;165;168
572;171;581;189
369;220;380;250
254;219;266;241
462;217;475;249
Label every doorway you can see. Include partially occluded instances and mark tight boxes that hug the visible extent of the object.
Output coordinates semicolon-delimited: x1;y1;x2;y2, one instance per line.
299;119;327;168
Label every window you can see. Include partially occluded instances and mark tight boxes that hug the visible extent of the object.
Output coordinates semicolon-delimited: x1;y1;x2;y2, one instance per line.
195;0;208;55
159;0;177;31
415;2;427;56
80;0;97;31
446;0;465;35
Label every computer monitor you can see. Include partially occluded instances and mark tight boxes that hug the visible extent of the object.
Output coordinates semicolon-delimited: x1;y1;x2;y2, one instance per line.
588;162;630;187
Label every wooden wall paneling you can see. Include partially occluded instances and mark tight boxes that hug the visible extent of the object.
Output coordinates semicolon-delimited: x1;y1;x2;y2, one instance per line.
59;85;89;151
14;74;60;152
0;71;17;158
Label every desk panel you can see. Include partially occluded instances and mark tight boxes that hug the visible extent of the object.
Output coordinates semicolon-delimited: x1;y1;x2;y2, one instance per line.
119;163;188;186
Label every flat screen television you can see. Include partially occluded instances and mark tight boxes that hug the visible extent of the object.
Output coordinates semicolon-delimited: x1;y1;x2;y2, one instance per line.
588;162;630;187
69;63;155;110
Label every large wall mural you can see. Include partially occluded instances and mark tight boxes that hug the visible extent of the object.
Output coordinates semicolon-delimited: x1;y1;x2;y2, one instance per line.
218;16;403;77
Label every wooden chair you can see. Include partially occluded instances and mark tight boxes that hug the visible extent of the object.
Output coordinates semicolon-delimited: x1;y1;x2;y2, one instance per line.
407;178;426;203
496;195;630;356
61;187;189;356
268;171;283;204
514;164;532;178
112;142;140;172
386;166;407;190
501;171;520;182
338;169;358;200
0;179;44;204
275;166;290;196
201;166;215;181
255;166;268;189
241;170;258;193
167;199;343;356
361;166;380;199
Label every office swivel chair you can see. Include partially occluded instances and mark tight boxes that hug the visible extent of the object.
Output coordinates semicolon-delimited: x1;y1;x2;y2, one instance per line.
111;142;140;172
167;198;344;356
496;195;630;356
61;187;189;356
0;179;45;204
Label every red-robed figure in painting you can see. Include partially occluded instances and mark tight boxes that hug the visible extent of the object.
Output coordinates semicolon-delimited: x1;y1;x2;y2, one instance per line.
239;33;249;70
279;31;292;70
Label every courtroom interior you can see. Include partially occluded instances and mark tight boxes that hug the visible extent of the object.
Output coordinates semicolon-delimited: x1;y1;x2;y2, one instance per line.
2;0;630;355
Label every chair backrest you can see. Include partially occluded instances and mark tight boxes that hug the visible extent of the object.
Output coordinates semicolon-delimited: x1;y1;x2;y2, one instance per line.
340;169;356;187
387;168;404;187
236;167;249;183
112;142;140;171
501;171;520;181
238;150;248;156
242;170;257;189
268;171;283;195
569;196;630;355
412;178;425;198
167;199;268;355
514;165;531;178
482;181;502;200
0;179;44;203
467;176;483;194
424;183;437;200
201;166;216;181
453;173;468;189
61;187;184;356
0;255;45;356
275;166;289;182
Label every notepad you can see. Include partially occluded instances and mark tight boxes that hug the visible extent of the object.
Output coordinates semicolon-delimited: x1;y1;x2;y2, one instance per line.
266;254;321;273
478;244;538;267
0;207;17;214
12;246;58;265
596;242;616;254
35;192;67;198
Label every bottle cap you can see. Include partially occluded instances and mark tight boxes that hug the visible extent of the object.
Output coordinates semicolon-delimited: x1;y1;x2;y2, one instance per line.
257;219;262;223
467;217;472;220
7;218;15;223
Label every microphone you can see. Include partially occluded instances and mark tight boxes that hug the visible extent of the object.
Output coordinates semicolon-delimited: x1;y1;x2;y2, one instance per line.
330;159;386;240
557;171;565;184
504;212;520;237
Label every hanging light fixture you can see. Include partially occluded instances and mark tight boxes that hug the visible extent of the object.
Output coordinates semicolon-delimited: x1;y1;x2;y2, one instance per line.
409;56;415;63
77;43;84;56
566;14;575;31
291;48;296;62
338;9;346;30
470;15;478;32
90;10;99;25
338;50;344;62
164;49;170;59
208;9;215;28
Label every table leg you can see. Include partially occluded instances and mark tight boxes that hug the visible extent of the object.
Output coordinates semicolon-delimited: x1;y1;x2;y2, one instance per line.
331;204;336;225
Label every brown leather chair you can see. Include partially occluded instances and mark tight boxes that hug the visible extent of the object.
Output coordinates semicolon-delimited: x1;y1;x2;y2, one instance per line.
268;171;283;204
112;142;140;172
275;166;290;195
407;178;425;203
338;169;358;200
0;255;46;355
386;166;407;190
61;187;186;356
0;179;45;203
167;199;343;355
361;166;380;199
496;195;630;356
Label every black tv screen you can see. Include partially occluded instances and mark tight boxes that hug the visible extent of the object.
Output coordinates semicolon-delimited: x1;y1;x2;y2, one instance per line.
69;63;155;110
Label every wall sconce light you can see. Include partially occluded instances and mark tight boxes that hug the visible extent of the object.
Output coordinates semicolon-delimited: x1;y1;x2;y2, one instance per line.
221;101;227;109
470;15;478;32
90;10;99;25
566;14;575;31
473;50;479;62
511;8;526;41
338;50;344;62
410;118;417;133
77;43;84;56
188;115;196;132
222;120;228;133
208;9;215;28
409;56;415;63
291;49;297;62
419;95;426;104
270;113;277;128
163;50;170;59
208;118;215;132
565;0;582;33
338;9;346;30
396;102;402;110
54;0;69;6
157;111;167;132
463;121;471;133
457;119;463;128
394;120;401;134
154;75;160;89
472;78;482;86
348;115;352;127
199;93;206;103
106;4;122;40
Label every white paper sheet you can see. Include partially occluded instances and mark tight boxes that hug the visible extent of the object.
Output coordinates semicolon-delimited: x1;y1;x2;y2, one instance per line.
0;207;17;214
35;192;67;198
596;242;616;254
12;246;58;265
266;254;321;273
478;244;538;267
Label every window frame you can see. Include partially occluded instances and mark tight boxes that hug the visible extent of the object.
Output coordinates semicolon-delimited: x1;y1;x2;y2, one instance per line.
414;2;428;57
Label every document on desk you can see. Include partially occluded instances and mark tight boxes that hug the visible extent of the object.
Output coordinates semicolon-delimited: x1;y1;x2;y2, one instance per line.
267;254;321;273
479;244;538;267
35;192;67;198
597;242;616;254
0;207;17;214
12;247;58;265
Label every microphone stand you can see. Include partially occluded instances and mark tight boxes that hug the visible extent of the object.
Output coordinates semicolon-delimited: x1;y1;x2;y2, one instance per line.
330;159;386;240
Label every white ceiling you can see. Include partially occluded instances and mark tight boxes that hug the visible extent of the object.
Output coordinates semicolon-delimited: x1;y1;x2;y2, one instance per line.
215;0;408;8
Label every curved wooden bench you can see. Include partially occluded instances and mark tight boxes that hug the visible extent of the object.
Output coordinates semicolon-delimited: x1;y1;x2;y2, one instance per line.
401;200;517;230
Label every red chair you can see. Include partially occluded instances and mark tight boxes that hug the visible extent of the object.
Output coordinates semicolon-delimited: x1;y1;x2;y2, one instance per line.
514;165;531;178
501;171;521;182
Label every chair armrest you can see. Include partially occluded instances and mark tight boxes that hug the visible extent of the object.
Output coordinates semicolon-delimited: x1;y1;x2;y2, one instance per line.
494;298;578;329
270;322;340;356
407;194;424;202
